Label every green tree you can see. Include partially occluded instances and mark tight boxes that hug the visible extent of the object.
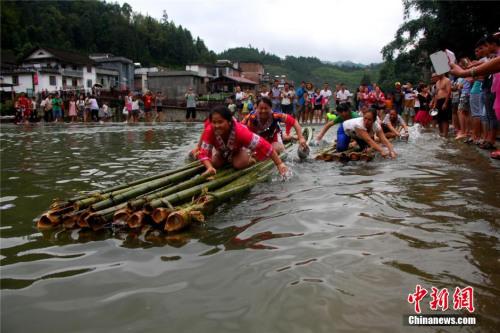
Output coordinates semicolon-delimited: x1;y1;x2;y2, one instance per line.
379;0;500;88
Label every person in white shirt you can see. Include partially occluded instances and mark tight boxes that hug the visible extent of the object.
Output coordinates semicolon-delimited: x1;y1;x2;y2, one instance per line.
280;82;295;115
234;85;246;119
259;85;270;98
336;83;352;105
337;108;397;158
382;109;409;139
320;82;332;121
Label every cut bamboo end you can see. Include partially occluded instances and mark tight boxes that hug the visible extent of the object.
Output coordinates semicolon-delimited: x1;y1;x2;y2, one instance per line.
165;210;190;232
127;211;146;229
86;213;107;231
37;217;55;230
152;208;171;224
77;211;91;228
62;215;78;229
189;210;205;223
39;212;61;226
349;152;360;161
113;208;131;224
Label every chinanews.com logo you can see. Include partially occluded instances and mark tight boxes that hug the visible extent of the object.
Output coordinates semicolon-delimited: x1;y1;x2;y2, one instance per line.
405;285;477;326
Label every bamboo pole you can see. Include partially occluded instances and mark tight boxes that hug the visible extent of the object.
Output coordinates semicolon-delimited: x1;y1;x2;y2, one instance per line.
126;168;234;212
67;160;201;202
88;165;205;212
143;160;271;213
165;172;270;232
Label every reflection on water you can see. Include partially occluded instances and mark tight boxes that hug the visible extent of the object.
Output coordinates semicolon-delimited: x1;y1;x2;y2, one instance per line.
1;123;499;333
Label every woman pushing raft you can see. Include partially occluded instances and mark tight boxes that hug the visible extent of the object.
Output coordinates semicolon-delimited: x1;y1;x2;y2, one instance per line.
241;97;308;153
338;108;397;159
197;106;288;176
314;103;360;143
381;109;409;139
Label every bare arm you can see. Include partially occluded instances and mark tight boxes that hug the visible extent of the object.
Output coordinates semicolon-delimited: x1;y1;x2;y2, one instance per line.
386;122;399;136
443;80;452;107
449;58;500;77
292;121;307;148
270;149;287;176
201;159;216;176
377;129;396;158
315;121;335;141
355;128;384;154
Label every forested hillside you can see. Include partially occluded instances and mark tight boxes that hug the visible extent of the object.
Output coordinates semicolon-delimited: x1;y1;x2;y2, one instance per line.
1;0;216;67
1;0;380;89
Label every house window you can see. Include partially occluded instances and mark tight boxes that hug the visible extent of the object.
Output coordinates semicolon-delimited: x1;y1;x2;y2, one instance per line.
87;79;92;88
72;78;78;87
49;76;56;86
12;75;19;85
62;78;67;86
101;78;104;85
87;66;92;73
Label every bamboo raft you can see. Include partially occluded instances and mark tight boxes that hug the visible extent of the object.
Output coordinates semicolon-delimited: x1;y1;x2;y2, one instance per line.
36;128;313;234
314;143;375;162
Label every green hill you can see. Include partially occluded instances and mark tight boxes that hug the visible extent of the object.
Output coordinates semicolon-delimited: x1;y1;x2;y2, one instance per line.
218;47;381;91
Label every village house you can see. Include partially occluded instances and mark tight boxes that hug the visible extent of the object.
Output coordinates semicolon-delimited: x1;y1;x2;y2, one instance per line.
147;71;207;100
235;61;264;84
0;47;96;94
134;66;159;93
89;54;134;91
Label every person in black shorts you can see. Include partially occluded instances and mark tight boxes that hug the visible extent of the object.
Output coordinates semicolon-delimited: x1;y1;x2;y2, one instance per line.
185;87;197;121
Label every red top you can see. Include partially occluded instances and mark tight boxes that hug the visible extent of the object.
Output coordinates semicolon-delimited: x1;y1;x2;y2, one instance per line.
367;91;385;105
242;112;296;140
198;119;273;162
17;96;32;110
143;95;153;109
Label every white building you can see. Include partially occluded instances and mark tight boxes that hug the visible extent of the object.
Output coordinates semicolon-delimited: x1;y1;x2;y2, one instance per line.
0;47;98;94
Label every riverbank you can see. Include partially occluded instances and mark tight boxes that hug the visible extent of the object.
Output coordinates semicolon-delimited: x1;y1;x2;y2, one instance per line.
0;107;211;123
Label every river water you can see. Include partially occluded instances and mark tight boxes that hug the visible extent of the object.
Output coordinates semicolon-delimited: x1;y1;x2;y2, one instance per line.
1;122;499;333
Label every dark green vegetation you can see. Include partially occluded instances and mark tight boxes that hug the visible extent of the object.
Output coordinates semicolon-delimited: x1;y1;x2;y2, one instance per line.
1;0;216;67
378;0;499;91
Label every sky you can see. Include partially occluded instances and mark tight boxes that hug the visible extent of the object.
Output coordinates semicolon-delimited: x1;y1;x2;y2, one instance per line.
115;0;405;64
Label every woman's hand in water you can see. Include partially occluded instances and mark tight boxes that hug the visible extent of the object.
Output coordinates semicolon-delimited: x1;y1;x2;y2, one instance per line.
278;162;288;177
389;150;397;159
299;138;308;150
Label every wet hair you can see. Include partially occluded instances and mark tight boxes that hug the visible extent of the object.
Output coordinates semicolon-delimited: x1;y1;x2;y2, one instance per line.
365;108;377;119
256;96;272;108
337;103;349;113
209;105;232;122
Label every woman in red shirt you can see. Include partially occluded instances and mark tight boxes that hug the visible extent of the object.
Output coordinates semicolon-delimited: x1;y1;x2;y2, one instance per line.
241;97;307;153
198;106;288;177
